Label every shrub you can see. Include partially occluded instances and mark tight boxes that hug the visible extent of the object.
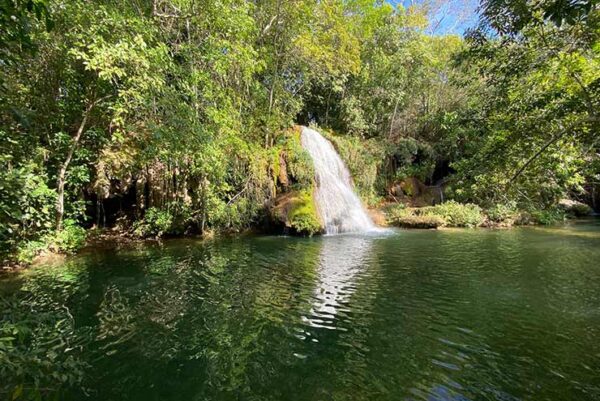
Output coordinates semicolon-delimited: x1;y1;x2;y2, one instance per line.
51;222;87;253
569;203;593;217
486;203;520;224
529;208;566;225
16;240;48;264
557;199;593;217
281;131;315;189
422;201;484;227
320;127;386;203
383;203;410;221
16;221;87;264
133;208;175;237
133;204;194;238
385;204;443;228
0;162;57;260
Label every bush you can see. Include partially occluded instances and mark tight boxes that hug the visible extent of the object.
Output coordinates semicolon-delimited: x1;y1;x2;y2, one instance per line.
0;162;57;259
384;204;443;228
557;199;593;217
133;208;175;237
383;203;410;221
133;204;193;238
421;201;484;227
51;222;87;253
16;221;87;263
320;127;386;203
486;203;520;224
569;203;593;217
529;208;566;225
16;240;48;264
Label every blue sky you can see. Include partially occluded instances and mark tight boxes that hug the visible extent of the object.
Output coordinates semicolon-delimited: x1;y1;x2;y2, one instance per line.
387;0;480;35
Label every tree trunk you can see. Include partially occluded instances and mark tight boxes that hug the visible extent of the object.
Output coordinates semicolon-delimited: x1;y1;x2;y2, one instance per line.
55;97;107;230
55;108;91;230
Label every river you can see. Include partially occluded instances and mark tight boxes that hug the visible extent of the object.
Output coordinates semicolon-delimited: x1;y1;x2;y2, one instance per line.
1;221;600;400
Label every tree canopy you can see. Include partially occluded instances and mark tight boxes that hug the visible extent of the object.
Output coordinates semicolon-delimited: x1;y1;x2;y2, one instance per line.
1;0;599;261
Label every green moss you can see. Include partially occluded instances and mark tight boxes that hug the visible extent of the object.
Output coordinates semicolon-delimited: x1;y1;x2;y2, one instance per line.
394;215;445;228
270;148;281;186
287;190;322;236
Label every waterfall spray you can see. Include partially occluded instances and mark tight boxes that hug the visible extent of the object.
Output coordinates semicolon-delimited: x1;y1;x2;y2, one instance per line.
300;126;375;234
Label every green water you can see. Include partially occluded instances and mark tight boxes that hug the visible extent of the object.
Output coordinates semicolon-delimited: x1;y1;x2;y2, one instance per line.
2;222;600;401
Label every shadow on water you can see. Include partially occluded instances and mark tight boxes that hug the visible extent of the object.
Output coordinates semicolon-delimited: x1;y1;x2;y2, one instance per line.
1;224;600;401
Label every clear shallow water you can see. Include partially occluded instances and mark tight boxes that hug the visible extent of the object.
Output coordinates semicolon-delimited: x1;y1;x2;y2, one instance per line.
2;221;600;401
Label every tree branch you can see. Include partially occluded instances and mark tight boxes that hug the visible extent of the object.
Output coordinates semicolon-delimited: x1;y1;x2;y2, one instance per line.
508;116;599;185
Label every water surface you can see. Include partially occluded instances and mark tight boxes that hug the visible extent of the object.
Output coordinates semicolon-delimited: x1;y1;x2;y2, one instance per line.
1;221;600;400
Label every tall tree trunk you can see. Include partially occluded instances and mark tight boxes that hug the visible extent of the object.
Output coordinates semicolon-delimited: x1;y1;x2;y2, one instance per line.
56;111;90;230
55;98;105;230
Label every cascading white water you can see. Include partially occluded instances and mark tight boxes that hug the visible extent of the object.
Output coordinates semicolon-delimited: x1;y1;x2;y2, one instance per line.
300;126;375;234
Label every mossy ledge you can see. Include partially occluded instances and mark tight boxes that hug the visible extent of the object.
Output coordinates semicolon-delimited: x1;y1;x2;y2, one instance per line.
270;190;323;236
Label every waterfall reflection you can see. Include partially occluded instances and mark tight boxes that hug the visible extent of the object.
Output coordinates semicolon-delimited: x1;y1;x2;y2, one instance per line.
303;234;374;330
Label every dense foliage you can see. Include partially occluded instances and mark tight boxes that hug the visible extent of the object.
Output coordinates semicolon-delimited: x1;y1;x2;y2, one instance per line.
1;0;598;262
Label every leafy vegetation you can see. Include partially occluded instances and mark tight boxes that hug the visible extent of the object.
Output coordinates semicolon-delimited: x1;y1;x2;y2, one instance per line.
385;202;484;228
0;0;598;263
16;221;86;264
421;202;484;228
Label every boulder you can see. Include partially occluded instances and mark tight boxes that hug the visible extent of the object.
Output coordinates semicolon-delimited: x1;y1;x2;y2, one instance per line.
558;199;593;217
270;190;323;236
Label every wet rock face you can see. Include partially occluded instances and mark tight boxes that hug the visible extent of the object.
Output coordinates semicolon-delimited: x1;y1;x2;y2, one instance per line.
269;190;323;236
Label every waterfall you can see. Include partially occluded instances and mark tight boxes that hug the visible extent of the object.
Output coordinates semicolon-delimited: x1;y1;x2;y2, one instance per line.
300;126;375;234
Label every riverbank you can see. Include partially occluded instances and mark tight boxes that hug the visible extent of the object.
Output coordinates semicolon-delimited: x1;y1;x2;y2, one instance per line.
381;200;594;229
2;200;595;274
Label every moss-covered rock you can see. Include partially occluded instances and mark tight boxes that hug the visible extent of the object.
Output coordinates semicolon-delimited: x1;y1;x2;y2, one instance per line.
393;215;445;229
271;190;323;236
